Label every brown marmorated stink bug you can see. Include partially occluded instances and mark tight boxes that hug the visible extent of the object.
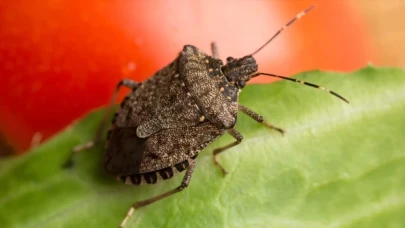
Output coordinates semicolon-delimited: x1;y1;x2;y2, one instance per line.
66;5;349;228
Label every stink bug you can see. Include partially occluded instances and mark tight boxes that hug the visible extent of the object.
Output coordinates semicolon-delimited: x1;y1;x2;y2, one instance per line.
66;5;348;227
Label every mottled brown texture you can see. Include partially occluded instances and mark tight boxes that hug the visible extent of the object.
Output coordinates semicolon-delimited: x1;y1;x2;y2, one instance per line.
179;45;241;129
103;43;347;181
108;7;342;227
104;45;259;177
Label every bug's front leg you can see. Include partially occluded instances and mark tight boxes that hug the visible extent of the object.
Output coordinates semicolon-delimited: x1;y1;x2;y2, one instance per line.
119;160;196;228
213;128;243;176
63;79;139;168
238;104;285;135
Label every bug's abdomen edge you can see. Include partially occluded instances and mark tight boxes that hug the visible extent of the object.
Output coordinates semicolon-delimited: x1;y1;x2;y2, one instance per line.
116;155;197;185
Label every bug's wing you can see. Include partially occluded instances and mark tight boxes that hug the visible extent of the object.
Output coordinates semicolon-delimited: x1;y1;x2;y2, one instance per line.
179;45;239;128
116;58;204;138
104;127;146;176
104;123;225;176
134;75;203;138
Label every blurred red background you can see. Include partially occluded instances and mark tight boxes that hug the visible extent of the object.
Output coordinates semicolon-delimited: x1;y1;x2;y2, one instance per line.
0;0;381;154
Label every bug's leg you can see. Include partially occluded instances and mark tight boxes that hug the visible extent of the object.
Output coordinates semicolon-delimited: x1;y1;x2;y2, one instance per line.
213;128;243;176
64;79;139;168
211;42;219;58
119;160;196;228
239;104;285;135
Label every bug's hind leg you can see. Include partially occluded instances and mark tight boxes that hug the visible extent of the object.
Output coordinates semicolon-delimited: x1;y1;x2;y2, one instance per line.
63;79;139;168
119;160;196;228
213;128;243;176
211;42;219;58
239;104;285;135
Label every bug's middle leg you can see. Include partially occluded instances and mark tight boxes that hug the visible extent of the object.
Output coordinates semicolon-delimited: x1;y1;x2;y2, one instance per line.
213;128;243;176
239;104;285;135
119;160;196;228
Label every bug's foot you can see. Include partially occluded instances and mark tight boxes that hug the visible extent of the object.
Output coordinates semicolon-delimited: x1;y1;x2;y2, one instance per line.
62;140;96;169
273;126;285;136
264;121;285;136
213;159;228;176
119;207;135;228
218;167;228;176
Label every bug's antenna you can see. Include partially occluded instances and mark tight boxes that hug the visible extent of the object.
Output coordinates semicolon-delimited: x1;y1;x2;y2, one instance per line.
250;5;315;56
250;72;349;103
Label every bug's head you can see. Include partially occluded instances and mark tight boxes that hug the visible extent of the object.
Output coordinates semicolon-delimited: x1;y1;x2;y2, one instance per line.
222;55;258;89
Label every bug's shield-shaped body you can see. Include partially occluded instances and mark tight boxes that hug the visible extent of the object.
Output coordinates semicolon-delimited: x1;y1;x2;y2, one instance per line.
104;45;241;184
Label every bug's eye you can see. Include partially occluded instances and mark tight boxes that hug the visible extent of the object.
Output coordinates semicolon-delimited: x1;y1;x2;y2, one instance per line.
238;80;246;88
226;57;234;63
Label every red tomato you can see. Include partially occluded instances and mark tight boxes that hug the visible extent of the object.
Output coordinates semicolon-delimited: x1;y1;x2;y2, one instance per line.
0;0;374;153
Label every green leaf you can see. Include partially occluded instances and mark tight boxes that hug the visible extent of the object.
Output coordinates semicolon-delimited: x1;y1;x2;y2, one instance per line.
1;66;404;228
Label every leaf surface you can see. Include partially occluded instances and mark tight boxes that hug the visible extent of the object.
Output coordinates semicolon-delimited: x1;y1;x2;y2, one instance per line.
1;67;404;228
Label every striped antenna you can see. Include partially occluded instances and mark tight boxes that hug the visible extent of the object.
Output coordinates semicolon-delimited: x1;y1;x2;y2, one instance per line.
251;5;315;56
250;72;350;103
